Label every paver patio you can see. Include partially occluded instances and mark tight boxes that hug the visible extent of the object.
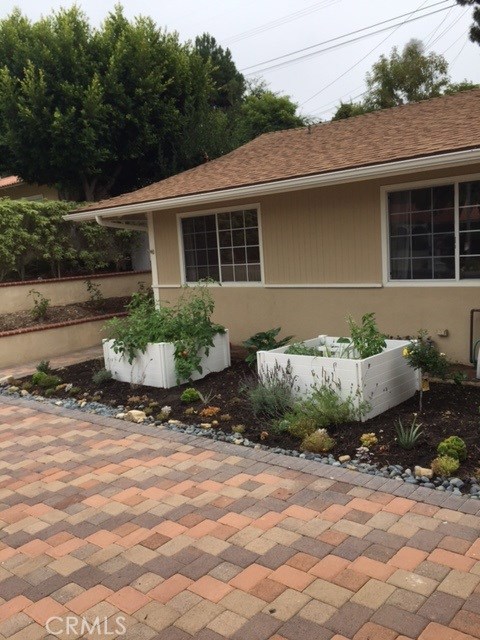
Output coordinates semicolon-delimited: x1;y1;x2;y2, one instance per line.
0;395;479;640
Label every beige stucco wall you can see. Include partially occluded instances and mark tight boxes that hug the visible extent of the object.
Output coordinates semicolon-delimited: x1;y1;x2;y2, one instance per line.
2;271;151;314
0;319;107;368
0;182;59;200
151;162;480;364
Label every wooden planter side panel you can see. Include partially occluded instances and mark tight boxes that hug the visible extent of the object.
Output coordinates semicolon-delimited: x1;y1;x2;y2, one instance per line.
257;338;419;422
103;330;230;389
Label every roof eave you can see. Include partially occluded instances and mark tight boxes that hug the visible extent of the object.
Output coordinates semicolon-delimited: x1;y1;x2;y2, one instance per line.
64;147;480;222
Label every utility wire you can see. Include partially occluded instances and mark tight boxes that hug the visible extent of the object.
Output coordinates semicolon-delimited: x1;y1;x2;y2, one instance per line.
240;0;452;73
222;0;340;45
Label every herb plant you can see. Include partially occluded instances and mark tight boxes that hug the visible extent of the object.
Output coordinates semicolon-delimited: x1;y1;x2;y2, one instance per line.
285;343;319;356
431;455;460;477
105;284;225;382
243;328;293;367
36;360;52;374
241;362;296;420
92;368;112;385
347;312;386;359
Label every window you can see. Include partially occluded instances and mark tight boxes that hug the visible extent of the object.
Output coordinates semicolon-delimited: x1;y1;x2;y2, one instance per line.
181;209;261;283
387;179;480;281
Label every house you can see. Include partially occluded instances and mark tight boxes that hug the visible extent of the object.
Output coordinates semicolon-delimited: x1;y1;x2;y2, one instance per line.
65;89;480;364
0;175;59;200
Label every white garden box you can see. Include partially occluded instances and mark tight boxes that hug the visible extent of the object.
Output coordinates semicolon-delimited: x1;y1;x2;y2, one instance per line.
257;336;420;421
103;330;230;388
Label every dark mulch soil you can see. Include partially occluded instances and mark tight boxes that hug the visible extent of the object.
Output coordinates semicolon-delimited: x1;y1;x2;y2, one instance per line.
20;353;480;481
0;297;129;333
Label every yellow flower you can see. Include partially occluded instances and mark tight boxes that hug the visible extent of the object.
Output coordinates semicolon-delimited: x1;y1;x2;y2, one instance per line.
402;348;410;357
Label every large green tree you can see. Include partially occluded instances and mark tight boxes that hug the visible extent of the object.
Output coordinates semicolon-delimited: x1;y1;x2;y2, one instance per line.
457;0;480;44
333;39;478;120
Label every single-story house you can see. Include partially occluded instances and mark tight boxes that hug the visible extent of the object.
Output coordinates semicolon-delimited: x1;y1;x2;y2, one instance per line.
65;89;480;364
0;175;59;200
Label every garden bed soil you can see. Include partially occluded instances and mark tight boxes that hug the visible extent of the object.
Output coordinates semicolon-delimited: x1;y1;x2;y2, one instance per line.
0;297;130;333
18;354;480;481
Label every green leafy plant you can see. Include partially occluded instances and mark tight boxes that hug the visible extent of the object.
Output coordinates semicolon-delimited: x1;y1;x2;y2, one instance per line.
347;312;387;359
105;283;225;382
403;331;449;379
181;388;201;403
241;362;296;420
36;360;52;374
92;368;113;385
243;328;293;367
301;429;335;453
85;279;105;309
296;385;363;427
395;416;424;449
29;290;50;321
285;343;319;356
437;435;467;462
286;415;318;440
31;371;61;389
431;455;460;477
360;432;378;448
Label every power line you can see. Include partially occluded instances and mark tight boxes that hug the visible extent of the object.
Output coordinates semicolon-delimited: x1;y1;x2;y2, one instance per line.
222;0;340;45
424;5;455;46
428;6;469;47
240;0;452;74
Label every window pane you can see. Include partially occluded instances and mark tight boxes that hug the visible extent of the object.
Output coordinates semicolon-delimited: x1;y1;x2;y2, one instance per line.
209;265;220;280
195;233;206;250
412;235;432;257
233;247;246;263
244;209;258;227
460;180;480;207
390;213;410;236
433;233;454;257
217;213;231;230
196;250;207;265
411;211;431;235
219;230;232;247
197;266;210;280
245;227;259;244
460;256;480;279
185;251;196;267
182;218;194;234
232;229;245;246
185;266;197;282
183;234;195;251
205;215;216;231
221;265;234;281
460;231;480;255
412;258;432;279
182;215;217;283
231;211;244;228
459;206;480;232
433;184;454;210
193;216;206;232
248;264;261;281
207;249;218;265
434;258;455;279
388;191;410;214
411;188;431;212
234;265;247;281
220;248;233;264
247;246;260;262
433;209;454;233
390;236;410;258
391;259;411;279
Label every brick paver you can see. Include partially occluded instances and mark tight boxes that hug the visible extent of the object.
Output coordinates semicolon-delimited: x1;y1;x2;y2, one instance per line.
0;396;479;639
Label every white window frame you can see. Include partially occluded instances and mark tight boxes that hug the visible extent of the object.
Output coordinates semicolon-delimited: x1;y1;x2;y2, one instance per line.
176;203;265;286
381;172;480;287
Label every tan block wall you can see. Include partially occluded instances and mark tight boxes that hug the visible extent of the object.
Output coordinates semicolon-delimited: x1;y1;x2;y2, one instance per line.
1;272;151;314
0;319;108;368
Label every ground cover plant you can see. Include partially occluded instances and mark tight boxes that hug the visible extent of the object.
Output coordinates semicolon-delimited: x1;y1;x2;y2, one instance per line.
17;350;480;485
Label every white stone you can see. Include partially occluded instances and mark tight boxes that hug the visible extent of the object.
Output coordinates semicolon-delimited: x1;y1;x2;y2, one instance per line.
414;465;433;479
125;410;147;423
339;455;351;463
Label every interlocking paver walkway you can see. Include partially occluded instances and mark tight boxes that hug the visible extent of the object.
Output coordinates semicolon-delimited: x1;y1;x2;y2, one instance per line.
0;397;479;639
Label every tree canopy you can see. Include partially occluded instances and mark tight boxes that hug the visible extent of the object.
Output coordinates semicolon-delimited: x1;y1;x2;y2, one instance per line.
457;0;480;44
333;39;478;120
0;7;305;201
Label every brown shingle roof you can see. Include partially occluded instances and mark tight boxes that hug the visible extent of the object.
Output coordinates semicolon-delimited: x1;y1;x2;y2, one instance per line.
81;89;480;213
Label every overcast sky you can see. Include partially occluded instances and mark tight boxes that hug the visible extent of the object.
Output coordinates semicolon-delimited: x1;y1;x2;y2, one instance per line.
1;0;478;119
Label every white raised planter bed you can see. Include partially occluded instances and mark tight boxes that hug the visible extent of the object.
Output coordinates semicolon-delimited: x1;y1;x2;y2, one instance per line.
257;336;420;421
103;330;230;388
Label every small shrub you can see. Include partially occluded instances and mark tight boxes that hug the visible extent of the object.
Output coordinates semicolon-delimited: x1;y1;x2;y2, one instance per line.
287;415;317;440
156;405;172;421
395;416;424;449
403;331;449;379
29;290;50;321
199;406;221;418
184;407;196;416
232;424;246;434
297;386;359;428
21;381;33;392
85;279;105;309
437;435;467;462
220;413;232;421
431;455;460;477
36;360;52;374
360;432;378;448
92;368;113;385
44;388;56;397
181;388;201;403
301;429;335;453
243;327;293;367
284;343;318;356
347;312;386;359
242;362;296;420
68;386;81;396
31;371;61;389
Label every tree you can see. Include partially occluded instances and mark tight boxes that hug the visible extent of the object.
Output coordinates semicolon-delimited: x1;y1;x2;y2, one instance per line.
457;0;480;44
332;39;478;120
236;81;306;142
